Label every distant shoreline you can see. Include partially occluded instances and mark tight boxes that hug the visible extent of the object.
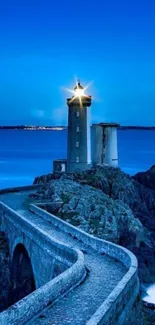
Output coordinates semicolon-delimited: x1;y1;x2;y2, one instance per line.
0;126;155;131
0;126;67;131
119;126;155;130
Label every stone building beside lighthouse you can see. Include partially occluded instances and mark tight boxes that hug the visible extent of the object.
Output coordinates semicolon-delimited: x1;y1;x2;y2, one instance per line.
91;123;119;168
53;81;119;174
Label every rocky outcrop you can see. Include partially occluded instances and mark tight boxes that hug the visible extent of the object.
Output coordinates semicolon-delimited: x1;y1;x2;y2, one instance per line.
33;178;148;245
34;173;58;185
33;165;155;283
71;167;155;282
125;297;146;325
133;165;155;191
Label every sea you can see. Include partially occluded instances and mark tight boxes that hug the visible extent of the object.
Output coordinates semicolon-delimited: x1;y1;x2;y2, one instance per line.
0;129;154;190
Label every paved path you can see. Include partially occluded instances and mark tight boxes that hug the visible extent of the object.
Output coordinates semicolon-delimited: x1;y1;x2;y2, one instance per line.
0;191;127;325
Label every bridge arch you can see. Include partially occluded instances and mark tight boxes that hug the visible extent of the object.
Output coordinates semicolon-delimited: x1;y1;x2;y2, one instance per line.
10;243;36;305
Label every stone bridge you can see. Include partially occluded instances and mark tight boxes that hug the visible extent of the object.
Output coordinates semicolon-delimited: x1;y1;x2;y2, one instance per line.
0;186;139;325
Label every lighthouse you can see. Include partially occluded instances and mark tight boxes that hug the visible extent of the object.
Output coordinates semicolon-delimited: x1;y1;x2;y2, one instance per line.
67;82;92;173
53;80;119;175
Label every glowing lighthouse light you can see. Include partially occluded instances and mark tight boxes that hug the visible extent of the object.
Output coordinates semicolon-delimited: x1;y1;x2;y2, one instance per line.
74;82;85;97
66;81;91;108
75;87;84;97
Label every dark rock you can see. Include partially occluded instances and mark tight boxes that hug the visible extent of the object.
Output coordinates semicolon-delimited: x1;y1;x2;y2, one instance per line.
125;297;146;324
33;173;60;185
133;165;155;191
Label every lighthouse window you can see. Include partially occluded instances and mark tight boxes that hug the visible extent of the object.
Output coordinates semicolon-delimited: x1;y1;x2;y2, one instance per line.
76;141;79;147
76;157;79;163
76;111;80;117
76;126;79;132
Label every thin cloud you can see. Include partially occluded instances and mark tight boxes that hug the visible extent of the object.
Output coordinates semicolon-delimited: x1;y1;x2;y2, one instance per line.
50;106;67;125
31;109;45;118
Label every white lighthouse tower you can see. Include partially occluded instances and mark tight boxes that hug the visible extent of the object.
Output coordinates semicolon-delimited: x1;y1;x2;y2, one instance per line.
67;82;92;173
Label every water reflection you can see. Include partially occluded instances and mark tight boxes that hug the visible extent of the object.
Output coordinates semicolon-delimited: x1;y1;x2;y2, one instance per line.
143;283;155;304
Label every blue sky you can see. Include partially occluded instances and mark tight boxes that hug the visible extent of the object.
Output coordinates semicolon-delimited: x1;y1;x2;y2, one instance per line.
0;0;155;125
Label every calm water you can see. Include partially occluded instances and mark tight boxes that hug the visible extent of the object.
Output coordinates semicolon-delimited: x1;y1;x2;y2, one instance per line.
0;129;154;189
143;284;155;304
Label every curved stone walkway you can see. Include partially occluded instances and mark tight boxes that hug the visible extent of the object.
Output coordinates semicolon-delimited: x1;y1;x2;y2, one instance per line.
0;191;127;325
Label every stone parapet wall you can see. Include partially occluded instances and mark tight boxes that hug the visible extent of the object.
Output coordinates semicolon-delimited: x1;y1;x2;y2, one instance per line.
0;184;42;195
30;204;139;325
0;202;86;325
87;274;139;325
0;203;76;266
